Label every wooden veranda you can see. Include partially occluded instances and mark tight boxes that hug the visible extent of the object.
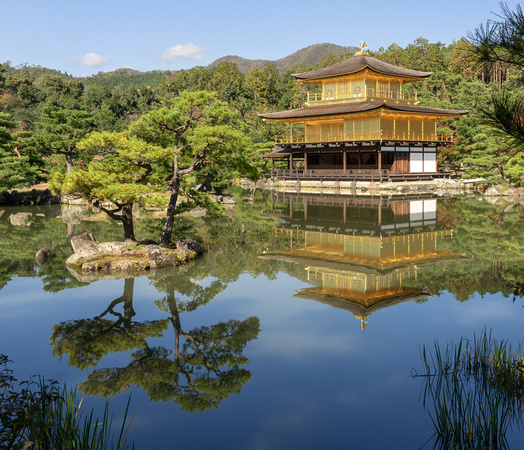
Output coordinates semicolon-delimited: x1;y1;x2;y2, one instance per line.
270;168;449;182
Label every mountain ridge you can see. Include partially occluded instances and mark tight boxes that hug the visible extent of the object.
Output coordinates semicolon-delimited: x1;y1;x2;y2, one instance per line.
208;43;360;73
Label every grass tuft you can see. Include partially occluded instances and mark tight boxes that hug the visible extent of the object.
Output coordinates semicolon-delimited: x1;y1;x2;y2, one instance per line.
0;354;133;449
414;329;524;449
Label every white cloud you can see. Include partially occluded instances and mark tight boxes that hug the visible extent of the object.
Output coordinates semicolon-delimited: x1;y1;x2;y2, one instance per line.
76;53;110;67
161;43;205;62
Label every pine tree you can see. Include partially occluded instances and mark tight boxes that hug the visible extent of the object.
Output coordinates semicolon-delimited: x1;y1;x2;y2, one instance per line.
0;113;39;194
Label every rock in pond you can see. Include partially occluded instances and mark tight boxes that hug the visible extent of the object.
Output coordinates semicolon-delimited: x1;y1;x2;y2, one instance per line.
66;235;203;273
35;247;56;265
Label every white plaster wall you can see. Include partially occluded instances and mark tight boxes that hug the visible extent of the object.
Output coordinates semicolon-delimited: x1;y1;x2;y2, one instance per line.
410;152;423;173
424;152;437;173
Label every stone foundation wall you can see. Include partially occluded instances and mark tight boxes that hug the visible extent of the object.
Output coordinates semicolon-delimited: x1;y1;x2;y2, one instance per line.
245;178;479;197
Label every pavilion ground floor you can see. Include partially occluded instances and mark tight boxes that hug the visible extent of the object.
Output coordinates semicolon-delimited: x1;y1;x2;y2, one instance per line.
265;142;450;182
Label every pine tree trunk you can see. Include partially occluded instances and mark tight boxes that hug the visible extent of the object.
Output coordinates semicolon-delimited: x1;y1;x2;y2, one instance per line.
122;278;136;328
65;151;74;174
166;277;182;360
159;154;181;247
494;162;506;181
121;203;136;241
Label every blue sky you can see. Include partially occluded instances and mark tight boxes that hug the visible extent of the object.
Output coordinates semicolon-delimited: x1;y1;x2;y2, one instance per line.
2;0;521;77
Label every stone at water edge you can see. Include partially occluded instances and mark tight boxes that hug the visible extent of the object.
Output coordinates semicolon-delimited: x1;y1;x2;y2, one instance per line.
35;248;56;265
70;233;97;252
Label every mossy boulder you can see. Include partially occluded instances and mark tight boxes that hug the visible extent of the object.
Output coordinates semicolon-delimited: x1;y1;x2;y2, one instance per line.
66;235;203;273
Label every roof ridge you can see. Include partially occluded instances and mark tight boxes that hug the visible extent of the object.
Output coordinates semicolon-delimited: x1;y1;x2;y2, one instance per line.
292;54;433;81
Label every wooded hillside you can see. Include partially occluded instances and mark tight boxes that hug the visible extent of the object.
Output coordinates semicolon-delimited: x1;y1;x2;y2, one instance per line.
1;24;523;192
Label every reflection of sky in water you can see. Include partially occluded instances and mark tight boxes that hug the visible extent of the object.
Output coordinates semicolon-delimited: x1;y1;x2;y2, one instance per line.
1;197;523;449
2;268;524;448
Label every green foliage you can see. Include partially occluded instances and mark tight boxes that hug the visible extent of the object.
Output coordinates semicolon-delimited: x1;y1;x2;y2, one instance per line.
51;267;262;412
63;131;170;205
83;68;170;91
0;354;133;449
57;130;173;241
463;3;524;183
52;279;169;370
453;112;506;182
408;197;524;301
0;112;39;193
506;152;524;185
129;90;257;244
131;91;256;182
1;35;522;187
35;106;97;175
415;330;524;448
479;88;524;150
80;316;260;412
467;2;524;70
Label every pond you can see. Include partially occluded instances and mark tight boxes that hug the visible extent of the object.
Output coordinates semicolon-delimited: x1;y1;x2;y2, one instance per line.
0;190;523;449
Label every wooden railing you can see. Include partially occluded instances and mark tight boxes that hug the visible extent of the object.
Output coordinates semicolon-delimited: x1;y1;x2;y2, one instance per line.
307;87;417;105
275;130;453;145
271;169;448;182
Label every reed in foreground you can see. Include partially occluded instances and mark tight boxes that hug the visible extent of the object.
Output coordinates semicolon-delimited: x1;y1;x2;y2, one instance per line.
413;330;524;449
0;354;133;449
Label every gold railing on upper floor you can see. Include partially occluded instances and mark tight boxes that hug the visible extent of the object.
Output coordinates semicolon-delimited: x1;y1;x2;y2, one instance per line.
275;130;453;145
307;88;417;105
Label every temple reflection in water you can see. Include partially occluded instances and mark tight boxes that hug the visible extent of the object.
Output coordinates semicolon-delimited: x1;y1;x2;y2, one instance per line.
263;194;462;329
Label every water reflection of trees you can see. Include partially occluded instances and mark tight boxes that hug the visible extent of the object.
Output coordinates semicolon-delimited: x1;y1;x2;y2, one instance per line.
51;270;260;412
0;205;123;292
410;198;524;301
1;193;522;305
415;331;524;448
52;278;169;369
264;194;524;304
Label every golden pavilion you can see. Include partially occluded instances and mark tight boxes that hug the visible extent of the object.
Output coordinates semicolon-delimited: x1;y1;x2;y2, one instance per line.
260;43;469;182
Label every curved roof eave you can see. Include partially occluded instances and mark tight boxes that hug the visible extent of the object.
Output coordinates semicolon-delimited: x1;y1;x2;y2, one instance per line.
292;55;433;81
258;102;470;121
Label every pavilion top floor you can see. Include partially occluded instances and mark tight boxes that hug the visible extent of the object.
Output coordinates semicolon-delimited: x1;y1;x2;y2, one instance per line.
292;54;434;107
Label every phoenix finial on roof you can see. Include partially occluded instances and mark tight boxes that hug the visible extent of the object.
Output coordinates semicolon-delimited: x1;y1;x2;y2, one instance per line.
356;41;369;55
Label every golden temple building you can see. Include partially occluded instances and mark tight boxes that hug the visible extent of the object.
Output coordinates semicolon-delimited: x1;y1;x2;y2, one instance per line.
260;44;469;182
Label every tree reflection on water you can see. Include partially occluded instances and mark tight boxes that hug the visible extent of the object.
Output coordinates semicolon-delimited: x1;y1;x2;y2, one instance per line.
51;271;260;412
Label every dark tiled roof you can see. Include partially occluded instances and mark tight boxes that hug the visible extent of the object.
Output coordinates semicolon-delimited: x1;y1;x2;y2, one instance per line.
259;101;470;120
292;55;433;80
261;147;292;158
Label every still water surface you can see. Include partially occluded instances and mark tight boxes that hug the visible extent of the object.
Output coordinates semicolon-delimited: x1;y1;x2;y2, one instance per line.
0;191;523;449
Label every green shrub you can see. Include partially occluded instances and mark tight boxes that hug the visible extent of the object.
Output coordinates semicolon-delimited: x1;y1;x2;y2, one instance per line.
0;354;133;449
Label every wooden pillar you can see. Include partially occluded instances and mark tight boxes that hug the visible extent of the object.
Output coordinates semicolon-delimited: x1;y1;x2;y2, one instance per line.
343;149;347;172
290;153;293;171
378;149;382;180
394;149;398;173
304;198;308;221
304;151;307;171
393;119;396;140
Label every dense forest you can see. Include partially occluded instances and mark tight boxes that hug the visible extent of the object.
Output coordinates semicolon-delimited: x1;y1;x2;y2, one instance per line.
1;5;524;199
